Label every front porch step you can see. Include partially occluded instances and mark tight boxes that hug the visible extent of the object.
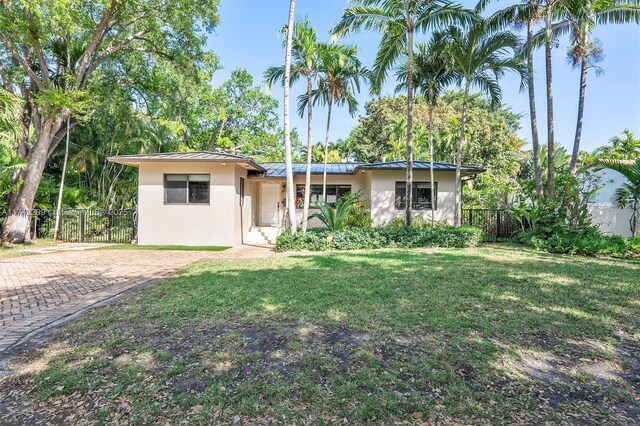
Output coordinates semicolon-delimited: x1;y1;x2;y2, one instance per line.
244;226;280;245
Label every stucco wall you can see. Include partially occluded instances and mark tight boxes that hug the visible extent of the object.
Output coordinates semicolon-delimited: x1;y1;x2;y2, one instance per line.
369;170;457;226
137;162;248;246
588;204;635;238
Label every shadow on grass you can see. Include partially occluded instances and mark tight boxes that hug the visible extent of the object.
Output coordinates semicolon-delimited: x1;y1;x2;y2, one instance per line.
1;247;638;424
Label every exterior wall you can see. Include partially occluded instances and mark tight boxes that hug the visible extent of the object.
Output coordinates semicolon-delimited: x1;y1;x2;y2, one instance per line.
292;173;368;228
369;170;457;226
137;162;249;246
588;204;635;238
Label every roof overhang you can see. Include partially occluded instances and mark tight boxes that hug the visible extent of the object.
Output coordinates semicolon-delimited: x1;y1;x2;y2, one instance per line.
107;154;265;172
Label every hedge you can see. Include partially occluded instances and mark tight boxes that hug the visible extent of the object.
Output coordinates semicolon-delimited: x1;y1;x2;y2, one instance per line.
275;226;482;252
515;231;640;258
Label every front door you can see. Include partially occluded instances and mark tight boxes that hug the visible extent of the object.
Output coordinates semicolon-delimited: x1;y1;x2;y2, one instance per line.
260;183;280;226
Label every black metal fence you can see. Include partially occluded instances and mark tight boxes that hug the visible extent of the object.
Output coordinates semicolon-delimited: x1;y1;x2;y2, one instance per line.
0;209;137;243
462;209;525;242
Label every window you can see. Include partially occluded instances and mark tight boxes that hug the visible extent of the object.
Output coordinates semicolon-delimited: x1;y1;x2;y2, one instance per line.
395;181;437;210
164;174;210;204
296;184;351;207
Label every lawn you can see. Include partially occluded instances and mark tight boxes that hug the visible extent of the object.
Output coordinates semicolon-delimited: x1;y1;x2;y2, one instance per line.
1;246;638;424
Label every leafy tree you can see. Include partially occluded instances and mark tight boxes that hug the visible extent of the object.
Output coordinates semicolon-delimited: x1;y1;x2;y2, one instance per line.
0;0;220;242
206;70;284;161
332;0;471;227
442;15;526;225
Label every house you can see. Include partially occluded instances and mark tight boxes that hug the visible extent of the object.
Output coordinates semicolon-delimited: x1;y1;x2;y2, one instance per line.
108;151;484;246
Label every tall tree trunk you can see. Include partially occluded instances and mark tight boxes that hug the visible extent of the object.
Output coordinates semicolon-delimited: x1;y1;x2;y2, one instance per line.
569;56;588;176
302;77;313;233
283;0;297;233
322;96;333;200
405;27;414;227
454;81;470;227
2;116;65;242
53;116;71;240
527;16;543;197
428;102;435;228
545;1;556;200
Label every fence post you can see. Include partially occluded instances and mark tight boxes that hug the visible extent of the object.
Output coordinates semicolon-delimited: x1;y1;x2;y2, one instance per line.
496;210;502;240
80;211;86;242
108;212;113;243
469;210;473;227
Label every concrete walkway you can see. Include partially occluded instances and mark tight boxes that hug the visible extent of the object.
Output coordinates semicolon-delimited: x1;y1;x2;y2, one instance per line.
0;245;273;352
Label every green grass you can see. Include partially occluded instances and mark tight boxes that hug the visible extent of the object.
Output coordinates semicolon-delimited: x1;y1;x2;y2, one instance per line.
97;244;230;251
1;246;638;425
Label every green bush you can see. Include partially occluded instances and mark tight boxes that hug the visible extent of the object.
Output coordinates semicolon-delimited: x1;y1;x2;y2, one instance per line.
515;229;640;258
276;226;482;252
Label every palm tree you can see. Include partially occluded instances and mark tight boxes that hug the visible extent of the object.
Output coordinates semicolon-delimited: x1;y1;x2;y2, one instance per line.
485;0;545;197
266;19;319;232
305;42;368;199
598;159;640;237
332;0;470;227
443;16;526;226
397;34;454;227
543;0;558;201
549;0;640;177
282;0;297;233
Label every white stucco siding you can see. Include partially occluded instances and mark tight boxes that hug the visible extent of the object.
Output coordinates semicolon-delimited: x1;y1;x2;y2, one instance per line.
137;162;244;246
369;170;457;226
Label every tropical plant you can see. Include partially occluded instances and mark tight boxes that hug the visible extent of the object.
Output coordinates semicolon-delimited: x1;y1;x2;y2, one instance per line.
309;192;360;231
442;14;527;226
592;130;640;160
332;0;471;227
266;19;319;232
397;34;454;226
304;42;368;199
598;159;640;237
548;0;640;176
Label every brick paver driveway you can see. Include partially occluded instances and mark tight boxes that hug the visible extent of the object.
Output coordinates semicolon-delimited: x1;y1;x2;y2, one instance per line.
0;245;272;352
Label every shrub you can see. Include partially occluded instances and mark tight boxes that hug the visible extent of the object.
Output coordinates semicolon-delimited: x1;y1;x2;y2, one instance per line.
276;226;482;252
515;229;640;258
344;199;373;228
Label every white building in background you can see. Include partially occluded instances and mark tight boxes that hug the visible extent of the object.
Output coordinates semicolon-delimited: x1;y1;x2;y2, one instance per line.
588;168;635;238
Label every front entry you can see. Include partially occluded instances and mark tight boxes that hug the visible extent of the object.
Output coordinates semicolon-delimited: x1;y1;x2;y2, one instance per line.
260;183;280;226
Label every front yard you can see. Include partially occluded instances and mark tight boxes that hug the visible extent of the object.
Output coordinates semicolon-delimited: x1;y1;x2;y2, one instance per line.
1;246;638;424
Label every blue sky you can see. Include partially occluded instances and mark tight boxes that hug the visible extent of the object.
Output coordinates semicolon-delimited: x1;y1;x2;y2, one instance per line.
207;0;640;153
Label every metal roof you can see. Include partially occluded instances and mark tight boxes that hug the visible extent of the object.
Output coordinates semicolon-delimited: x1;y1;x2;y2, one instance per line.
107;151;265;171
255;161;483;177
258;162;361;178
108;152;484;177
354;161;484;174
